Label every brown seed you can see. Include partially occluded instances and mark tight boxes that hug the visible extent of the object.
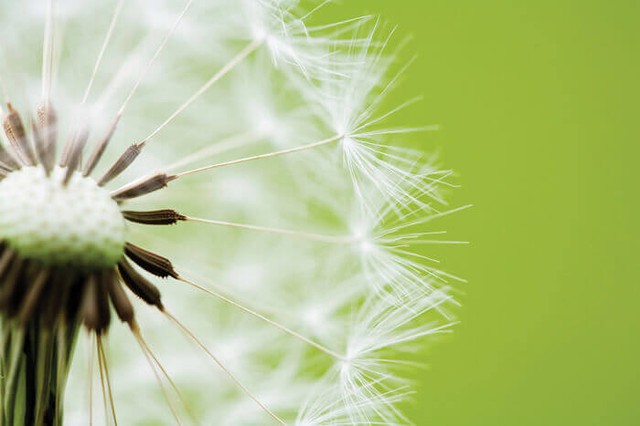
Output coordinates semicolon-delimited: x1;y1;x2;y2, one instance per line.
125;242;179;279
107;270;135;324
0;256;24;312
18;268;49;325
35;103;57;173
3;103;36;166
117;258;163;309
62;128;90;184
111;172;175;201
81;274;111;333
41;269;74;327
83;115;120;177
122;209;187;225
98;141;145;186
0;144;19;170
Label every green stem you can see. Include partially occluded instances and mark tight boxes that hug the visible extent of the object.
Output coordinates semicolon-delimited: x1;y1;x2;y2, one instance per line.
1;320;79;426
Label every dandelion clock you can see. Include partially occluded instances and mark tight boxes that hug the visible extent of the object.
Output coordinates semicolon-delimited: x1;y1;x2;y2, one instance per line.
0;0;466;424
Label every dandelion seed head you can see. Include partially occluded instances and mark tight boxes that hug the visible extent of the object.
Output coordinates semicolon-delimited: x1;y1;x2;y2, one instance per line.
0;0;463;423
0;166;125;267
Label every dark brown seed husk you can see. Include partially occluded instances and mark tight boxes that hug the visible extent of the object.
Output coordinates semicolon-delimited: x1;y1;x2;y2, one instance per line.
111;172;175;201
125;242;179;279
117;258;163;309
122;209;187;225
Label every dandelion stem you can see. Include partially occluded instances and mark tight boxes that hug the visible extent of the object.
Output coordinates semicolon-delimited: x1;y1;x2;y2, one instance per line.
41;0;56;104
176;275;347;362
185;216;355;244
97;336;118;425
162;131;262;172
130;322;184;425
82;0;126;104
54;324;70;422
0;320;78;425
87;335;95;426
34;331;53;425
163;311;286;425
175;133;344;178
132;326;185;407
141;38;263;143
117;0;195;116
95;335;109;425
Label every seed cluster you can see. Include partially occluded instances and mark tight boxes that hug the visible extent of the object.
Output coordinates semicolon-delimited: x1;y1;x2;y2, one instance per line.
0;166;126;267
0;103;181;333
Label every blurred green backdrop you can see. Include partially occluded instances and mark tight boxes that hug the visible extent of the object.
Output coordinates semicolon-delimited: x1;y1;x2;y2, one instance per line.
339;1;639;425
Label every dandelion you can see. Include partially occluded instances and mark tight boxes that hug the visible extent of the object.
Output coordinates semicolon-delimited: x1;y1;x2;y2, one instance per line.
0;0;465;424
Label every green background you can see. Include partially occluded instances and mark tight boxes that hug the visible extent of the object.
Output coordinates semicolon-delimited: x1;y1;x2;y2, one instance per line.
341;1;638;425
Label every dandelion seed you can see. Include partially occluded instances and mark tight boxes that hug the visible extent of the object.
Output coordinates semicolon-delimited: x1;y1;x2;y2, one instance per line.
0;0;464;424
